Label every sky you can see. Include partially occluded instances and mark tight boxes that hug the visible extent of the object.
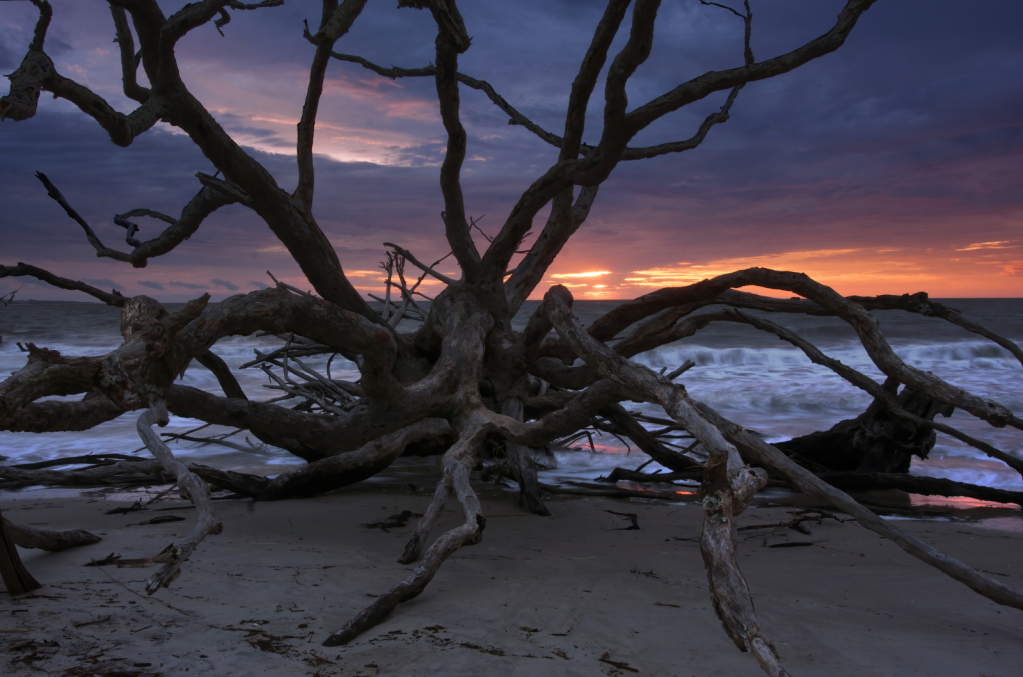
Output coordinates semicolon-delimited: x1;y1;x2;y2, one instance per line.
1;0;1021;302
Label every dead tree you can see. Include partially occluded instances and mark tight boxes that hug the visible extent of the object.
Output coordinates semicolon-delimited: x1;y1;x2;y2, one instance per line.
2;1;1022;673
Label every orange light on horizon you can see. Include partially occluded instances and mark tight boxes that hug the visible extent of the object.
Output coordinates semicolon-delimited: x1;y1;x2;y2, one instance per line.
550;270;612;279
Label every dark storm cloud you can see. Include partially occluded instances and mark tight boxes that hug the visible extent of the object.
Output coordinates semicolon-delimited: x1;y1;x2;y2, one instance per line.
3;0;1022;298
211;279;240;291
138;281;165;291
168;281;206;290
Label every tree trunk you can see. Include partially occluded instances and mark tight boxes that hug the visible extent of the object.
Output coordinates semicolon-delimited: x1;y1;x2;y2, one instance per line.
776;378;954;473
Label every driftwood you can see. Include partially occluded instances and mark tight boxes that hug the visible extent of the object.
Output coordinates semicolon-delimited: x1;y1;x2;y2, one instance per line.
2;1;1022;673
777;378;954;473
4;520;101;553
0;507;40;594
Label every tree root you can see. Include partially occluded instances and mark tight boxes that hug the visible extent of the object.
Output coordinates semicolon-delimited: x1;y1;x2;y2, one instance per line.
137;404;222;595
542;285;792;675
500;398;550;516
324;420;488;646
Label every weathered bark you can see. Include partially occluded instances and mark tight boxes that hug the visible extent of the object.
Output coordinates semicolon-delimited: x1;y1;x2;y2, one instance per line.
324;416;489;646
257;419;452;500
4;520;102;552
499;399;551;516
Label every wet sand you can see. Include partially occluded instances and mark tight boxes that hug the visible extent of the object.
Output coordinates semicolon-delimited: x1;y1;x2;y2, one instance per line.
3;475;1022;676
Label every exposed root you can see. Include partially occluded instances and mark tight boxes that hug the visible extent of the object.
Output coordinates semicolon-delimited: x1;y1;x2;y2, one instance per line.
500;398;550;516
324;419;488;646
542;284;792;675
136;404;222;594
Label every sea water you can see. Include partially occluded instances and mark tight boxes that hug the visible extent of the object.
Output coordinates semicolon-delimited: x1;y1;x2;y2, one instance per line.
1;298;1022;497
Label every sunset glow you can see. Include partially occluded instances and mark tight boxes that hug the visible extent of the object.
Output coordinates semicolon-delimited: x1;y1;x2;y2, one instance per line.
1;1;1021;302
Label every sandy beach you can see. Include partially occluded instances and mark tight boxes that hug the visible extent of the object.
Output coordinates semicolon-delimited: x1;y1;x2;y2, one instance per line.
3;467;1022;677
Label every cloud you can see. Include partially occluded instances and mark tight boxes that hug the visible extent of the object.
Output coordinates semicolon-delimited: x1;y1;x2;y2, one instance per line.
211;278;240;291
957;241;1017;252
249;281;270;289
3;1;1023;299
550;271;612;279
168;281;207;290
82;278;121;289
138;280;165;290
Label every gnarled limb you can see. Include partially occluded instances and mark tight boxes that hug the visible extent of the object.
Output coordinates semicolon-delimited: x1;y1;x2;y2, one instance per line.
541;284;785;675
499;398;551;516
36;171;131;262
257;418;452;500
427;0;480;282
0;345;101;428
295;0;369;211
137;403;223;594
110;5;149;103
115;184;238;268
4;519;101;553
324;414;488;646
624;0;879;135
2;394;125;433
0;0;50;122
0;264;126;307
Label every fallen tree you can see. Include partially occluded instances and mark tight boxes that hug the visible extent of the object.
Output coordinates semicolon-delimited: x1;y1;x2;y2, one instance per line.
2;1;1022;674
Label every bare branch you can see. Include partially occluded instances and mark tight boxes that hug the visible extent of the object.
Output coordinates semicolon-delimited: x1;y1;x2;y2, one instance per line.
324;415;488;646
295;0;369;211
115;183;237;268
561;0;632;161
29;0;52;52
0;263;126;306
35;172;132;262
0;287;19;307
428;0;480;281
110;6;150;103
384;243;460;286
504;185;598;312
624;0;879;135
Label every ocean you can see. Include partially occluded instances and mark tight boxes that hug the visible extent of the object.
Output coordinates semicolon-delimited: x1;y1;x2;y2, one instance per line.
2;298;1022;499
